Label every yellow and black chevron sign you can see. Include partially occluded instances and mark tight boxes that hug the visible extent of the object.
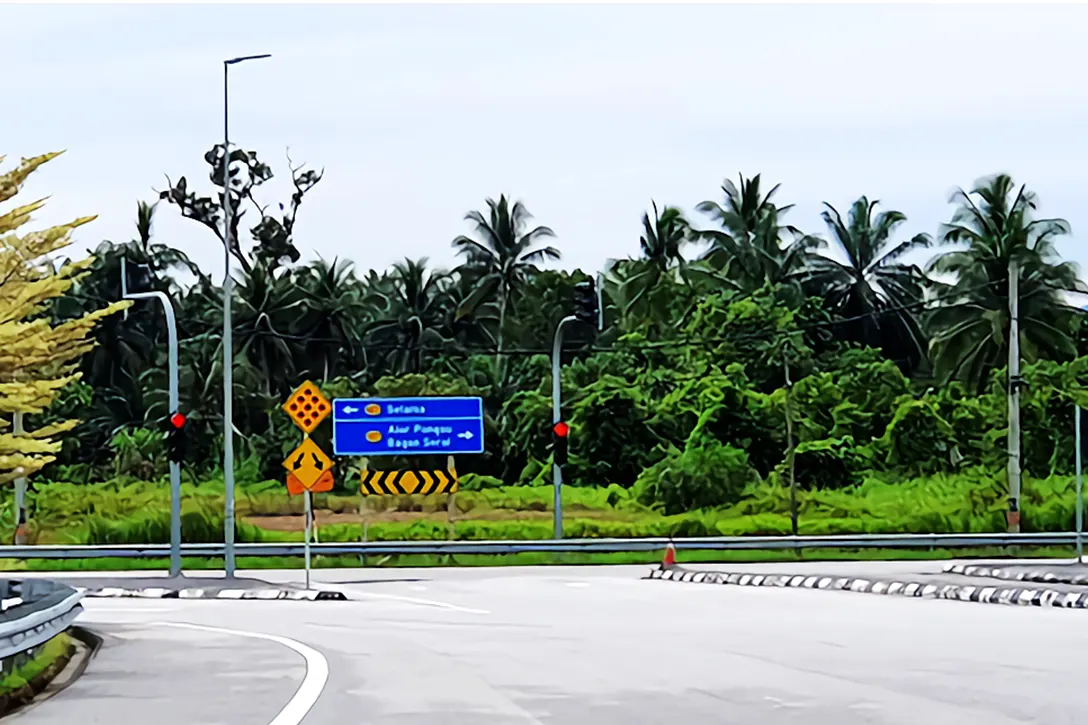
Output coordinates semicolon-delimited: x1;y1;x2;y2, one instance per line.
360;469;459;496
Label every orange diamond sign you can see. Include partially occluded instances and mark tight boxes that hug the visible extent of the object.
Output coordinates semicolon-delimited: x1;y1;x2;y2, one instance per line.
287;469;334;496
282;437;334;489
283;381;331;434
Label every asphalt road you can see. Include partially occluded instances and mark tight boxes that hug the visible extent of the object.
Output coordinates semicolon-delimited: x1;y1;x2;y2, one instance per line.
19;564;1088;724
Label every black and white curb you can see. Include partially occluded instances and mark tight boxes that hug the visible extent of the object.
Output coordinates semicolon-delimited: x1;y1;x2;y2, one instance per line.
75;587;347;601
644;567;1088;609
944;563;1088;586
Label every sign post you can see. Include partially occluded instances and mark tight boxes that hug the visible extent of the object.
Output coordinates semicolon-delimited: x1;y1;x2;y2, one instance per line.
303;490;312;590
282;381;335;590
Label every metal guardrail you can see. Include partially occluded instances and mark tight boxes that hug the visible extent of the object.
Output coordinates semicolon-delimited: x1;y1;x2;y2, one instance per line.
0;532;1078;559
0;579;83;669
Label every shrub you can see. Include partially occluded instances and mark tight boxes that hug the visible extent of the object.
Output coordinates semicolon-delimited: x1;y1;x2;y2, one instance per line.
634;441;757;515
787;436;866;489
459;473;505;491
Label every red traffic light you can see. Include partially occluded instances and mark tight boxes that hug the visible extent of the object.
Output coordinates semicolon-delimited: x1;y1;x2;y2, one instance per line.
552;421;569;438
169;412;187;429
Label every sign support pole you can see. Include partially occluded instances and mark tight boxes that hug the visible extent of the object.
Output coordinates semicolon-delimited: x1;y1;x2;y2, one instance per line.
304;489;312;590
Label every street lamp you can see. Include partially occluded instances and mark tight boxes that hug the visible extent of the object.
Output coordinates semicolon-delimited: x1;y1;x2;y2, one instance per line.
222;53;270;579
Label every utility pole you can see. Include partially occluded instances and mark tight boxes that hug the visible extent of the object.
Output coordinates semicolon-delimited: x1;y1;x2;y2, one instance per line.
121;257;183;577
221;53;271;578
1007;257;1022;533
783;349;798;538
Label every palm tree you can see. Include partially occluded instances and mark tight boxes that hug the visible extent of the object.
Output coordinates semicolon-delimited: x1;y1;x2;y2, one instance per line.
297;257;369;382
232;263;308;398
640;201;689;271
128;201;200;283
693;173;821;292
926;174;1084;390
452;195;559;368
801;197;932;371
365;258;455;375
615;202;692;320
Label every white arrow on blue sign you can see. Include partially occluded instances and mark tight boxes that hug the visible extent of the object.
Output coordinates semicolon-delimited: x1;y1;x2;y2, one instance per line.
332;397;485;457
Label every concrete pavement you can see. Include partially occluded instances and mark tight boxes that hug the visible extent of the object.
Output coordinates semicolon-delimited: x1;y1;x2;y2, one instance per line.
20;564;1088;723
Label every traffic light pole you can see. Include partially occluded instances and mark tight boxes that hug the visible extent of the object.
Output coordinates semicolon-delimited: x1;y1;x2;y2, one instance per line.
121;258;183;577
551;314;578;540
1077;406;1084;563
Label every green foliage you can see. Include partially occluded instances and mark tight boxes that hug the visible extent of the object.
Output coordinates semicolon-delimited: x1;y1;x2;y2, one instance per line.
634;438;757;515
35;158;1088;537
867;396;955;474
788;436;865;489
458;473;504;491
109;427;165;479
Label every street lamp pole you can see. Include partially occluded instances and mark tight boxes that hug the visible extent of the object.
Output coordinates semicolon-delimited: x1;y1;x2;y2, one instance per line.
222;53;270;579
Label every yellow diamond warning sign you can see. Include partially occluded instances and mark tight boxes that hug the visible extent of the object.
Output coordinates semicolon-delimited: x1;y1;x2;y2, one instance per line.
283;381;331;433
283;437;334;489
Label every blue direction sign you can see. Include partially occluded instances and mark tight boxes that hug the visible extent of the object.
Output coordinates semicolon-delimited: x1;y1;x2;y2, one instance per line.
332;397;484;457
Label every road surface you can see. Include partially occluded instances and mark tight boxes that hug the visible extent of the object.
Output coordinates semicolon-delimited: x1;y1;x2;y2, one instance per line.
16;564;1088;724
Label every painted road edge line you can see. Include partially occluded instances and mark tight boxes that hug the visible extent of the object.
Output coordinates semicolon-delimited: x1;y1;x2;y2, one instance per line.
74;587;348;601
643;567;1088;609
156;621;328;725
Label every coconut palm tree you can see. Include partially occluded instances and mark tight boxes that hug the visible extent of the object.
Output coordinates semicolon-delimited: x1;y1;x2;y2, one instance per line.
801;196;932;371
297;257;369;382
693;173;822;293
926;174;1084;390
365;258;456;375
452;195;559;367
615;201;692;320
232;263;308;397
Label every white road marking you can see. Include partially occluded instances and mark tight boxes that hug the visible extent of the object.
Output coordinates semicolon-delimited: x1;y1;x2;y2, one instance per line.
355;591;490;615
156;621;328;725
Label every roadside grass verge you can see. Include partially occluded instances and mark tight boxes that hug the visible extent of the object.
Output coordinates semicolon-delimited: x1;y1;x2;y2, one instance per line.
4;469;1086;551
0;633;75;714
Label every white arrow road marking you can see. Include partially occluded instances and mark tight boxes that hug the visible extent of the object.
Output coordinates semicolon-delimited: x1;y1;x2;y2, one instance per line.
156;621;328;725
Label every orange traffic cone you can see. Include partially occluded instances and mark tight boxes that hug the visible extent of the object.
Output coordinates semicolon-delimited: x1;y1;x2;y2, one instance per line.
14;511;28;546
661;540;677;568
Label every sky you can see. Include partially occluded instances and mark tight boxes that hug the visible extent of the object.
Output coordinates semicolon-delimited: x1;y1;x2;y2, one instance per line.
6;3;1088;289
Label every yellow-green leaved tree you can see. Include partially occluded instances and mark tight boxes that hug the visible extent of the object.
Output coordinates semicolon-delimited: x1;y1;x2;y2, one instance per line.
0;151;129;484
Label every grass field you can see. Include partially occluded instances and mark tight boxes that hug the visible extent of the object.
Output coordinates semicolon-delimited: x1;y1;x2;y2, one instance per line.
0;468;1081;569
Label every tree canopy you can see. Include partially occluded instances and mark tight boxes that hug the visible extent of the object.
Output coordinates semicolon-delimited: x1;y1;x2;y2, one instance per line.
21;148;1088;514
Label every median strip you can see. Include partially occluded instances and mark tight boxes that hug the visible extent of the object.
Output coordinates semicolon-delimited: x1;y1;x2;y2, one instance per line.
74;587;347;601
643;566;1088;609
943;562;1088;586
